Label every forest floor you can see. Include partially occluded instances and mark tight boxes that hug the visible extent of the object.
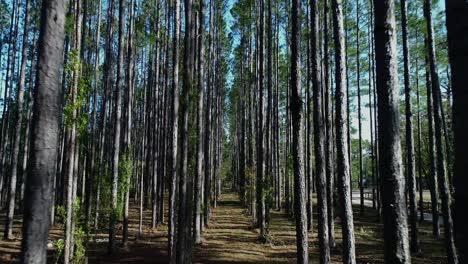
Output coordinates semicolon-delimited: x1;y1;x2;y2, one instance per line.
0;191;448;263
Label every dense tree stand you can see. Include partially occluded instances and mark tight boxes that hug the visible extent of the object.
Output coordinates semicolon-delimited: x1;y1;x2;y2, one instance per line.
0;0;464;263
0;191;455;263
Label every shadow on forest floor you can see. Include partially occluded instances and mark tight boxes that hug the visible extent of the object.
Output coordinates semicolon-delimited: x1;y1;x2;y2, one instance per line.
0;191;448;263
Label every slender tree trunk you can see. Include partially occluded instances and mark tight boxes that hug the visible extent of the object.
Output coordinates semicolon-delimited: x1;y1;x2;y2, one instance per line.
290;0;308;262
86;0;102;231
424;40;440;238
169;0;181;261
64;1;83;261
4;0;31;240
343;0;353;201
122;0;136;247
373;1;410;263
194;0;206;245
0;0;20;188
20;52;37;209
323;0;335;248
151;0;162;231
109;0;125;254
204;0;215;228
331;0;356;262
367;5;376;211
400;0;420;253
370;0;380;217
415;44;424;223
305;0;313;231
95;0;115;231
20;0;67;262
256;0;266;239
176;0;195;261
356;0;364;216
424;1;458;262
312;0;330;262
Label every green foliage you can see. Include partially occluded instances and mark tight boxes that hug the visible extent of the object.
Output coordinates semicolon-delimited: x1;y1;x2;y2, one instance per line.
118;149;134;218
72;200;86;263
264;184;274;211
96;167;113;229
56;205;67;224
73;226;86;263
63;49;91;135
55;200;86;263
55;239;65;264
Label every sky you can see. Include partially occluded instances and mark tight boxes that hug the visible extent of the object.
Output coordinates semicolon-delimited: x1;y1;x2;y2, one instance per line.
221;0;447;142
1;0;447;143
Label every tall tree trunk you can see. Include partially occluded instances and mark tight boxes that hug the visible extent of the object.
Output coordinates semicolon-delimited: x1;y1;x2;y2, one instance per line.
445;0;468;262
332;0;356;262
4;0;31;240
86;0;102;231
312;0;330;262
256;0;266;239
64;0;83;261
415;42;425;223
109;0;125;254
424;40;440;238
290;0;308;262
367;4;376;210
95;0;115;231
305;0;313;231
400;0;420;253
424;1;458;263
194;0;206;245
168;0;181;261
122;0;136;247
204;0;215;227
356;0;364;216
266;0;273;228
176;0;195;261
20;49;37;209
323;0;335;248
373;0;410;263
0;0;20;188
343;0;353;201
20;0;67;262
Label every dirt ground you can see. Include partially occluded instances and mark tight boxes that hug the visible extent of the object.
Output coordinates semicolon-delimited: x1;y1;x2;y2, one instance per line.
0;192;447;263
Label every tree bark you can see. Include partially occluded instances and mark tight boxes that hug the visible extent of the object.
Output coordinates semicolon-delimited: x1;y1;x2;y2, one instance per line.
194;0;206;245
20;0;67;262
290;0;308;262
424;1;458;262
400;0;420;253
356;0;364;216
424;40;440;238
312;0;330;262
4;0;31;240
64;1;83;261
169;0;181;261
331;0;356;262
323;0;335;248
176;0;195;261
256;0;266;239
373;1;411;262
108;0;125;254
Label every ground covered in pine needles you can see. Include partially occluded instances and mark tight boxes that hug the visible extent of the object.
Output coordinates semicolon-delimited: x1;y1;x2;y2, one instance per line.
0;192;447;263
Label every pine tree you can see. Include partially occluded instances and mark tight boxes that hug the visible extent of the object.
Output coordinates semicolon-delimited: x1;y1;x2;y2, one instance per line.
373;0;411;262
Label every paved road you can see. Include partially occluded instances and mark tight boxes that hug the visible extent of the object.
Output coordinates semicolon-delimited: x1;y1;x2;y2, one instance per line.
350;191;443;223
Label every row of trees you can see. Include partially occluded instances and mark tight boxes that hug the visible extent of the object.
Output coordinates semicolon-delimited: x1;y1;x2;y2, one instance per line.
0;0;466;263
0;0;230;263
226;0;467;263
